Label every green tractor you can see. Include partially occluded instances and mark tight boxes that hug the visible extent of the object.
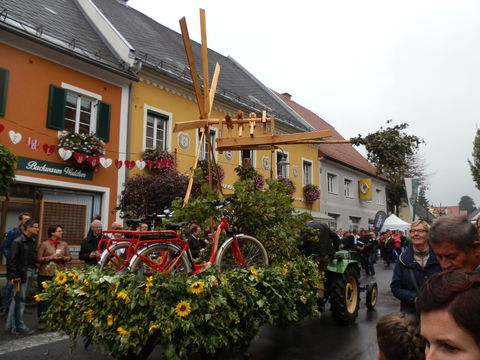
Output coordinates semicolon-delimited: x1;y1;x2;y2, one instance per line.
316;250;378;325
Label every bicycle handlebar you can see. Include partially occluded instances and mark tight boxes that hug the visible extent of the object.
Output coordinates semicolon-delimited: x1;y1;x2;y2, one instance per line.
202;197;235;207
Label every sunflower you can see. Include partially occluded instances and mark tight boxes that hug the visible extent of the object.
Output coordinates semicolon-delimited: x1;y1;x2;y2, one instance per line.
54;272;67;285
41;281;48;289
68;272;79;283
117;291;130;304
34;295;43;302
212;278;219;287
149;324;159;333
84;309;94;323
189;281;205;294
107;314;113;327
175;301;191;317
83;280;90;286
249;267;258;276
111;281;120;293
281;267;289;276
117;327;129;336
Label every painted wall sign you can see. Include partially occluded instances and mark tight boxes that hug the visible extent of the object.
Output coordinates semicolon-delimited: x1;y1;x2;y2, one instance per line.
17;157;93;181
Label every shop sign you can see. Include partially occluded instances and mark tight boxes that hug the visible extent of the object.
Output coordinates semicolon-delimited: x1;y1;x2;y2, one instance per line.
17;157;93;181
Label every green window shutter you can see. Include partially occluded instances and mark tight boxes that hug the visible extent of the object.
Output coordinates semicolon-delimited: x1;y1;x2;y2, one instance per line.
0;68;9;117
96;101;111;142
46;85;66;130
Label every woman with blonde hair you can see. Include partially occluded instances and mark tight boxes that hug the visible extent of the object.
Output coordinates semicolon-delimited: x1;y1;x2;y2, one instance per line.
390;220;441;313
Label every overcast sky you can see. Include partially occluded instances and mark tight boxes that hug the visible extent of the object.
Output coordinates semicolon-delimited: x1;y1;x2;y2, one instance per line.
128;0;480;207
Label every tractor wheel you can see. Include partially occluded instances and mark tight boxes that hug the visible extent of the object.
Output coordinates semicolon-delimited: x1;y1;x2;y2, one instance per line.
329;266;360;325
366;282;378;310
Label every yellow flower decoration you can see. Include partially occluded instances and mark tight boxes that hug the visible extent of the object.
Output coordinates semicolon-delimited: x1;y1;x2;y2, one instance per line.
34;295;43;302
220;276;228;284
68;272;79;283
66;315;71;323
84;309;94;323
83;280;90;286
117;327;128;336
249;267;258;276
54;272;67;285
281;267;289;276
107;314;113;327
175;301;191;317
41;281;48;289
190;281;205;294
111;282;120;293
116;291;130;304
149;324;159;333
145;276;154;295
212;278;219;287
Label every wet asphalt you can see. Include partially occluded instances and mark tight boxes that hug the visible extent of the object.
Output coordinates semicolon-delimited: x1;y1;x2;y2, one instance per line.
0;262;399;360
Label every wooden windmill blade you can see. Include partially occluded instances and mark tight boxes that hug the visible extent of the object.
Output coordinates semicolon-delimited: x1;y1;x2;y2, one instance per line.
209;62;220;114
200;9;210;116
179;16;206;118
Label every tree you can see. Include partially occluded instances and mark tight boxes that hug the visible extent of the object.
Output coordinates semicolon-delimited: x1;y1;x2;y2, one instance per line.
0;145;16;196
350;120;424;214
468;128;480;191
458;195;476;215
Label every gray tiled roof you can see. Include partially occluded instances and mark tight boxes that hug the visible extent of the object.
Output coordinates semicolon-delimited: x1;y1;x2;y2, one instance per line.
0;0;133;77
92;0;312;132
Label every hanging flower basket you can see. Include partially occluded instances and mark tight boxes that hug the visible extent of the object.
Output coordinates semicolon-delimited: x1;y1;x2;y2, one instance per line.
303;184;320;203
142;148;175;174
277;176;296;196
57;131;105;169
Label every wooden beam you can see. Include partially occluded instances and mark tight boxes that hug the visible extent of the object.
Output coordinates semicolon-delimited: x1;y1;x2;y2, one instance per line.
183;130;205;206
173;120;211;132
289;140;352;144
216;130;332;148
200;9;210;116
179;17;206;118
209;62;220;115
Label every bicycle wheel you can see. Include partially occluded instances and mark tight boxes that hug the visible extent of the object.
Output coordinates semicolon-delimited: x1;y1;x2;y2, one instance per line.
215;235;268;272
97;242;131;272
129;243;191;275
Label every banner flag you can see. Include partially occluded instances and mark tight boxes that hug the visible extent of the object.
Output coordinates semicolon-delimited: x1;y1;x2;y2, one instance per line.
358;178;372;200
404;178;420;221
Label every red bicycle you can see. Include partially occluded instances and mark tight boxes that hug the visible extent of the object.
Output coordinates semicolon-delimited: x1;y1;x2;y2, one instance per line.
97;198;268;274
125;198;268;274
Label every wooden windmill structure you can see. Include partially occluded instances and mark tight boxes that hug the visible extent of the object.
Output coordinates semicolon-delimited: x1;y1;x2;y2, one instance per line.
177;10;350;205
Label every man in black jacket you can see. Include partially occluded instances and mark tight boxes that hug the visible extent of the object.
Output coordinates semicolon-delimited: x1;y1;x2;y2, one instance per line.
6;219;38;335
79;220;103;265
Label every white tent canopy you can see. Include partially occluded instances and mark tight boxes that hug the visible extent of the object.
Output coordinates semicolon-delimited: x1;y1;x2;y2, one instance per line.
380;214;410;233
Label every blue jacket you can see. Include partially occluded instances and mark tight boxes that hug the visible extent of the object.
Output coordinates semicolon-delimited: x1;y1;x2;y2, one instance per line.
390;246;441;313
1;225;23;258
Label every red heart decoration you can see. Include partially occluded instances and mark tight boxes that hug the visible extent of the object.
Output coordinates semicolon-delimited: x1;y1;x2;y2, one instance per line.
74;152;86;164
146;160;154;170
42;144;56;155
114;159;123;169
0;124;4;133
87;156;100;167
124;160;135;170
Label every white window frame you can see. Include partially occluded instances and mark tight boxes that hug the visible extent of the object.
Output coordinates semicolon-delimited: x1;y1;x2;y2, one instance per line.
61;82;101;134
142;105;172;151
197;127;218;161
327;172;338;194
344;178;353;198
302;158;313;185
239;149;256;168
275;149;289;179
349;216;361;230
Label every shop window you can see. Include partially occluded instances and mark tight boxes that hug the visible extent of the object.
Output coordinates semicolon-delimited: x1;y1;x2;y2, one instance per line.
46;84;110;142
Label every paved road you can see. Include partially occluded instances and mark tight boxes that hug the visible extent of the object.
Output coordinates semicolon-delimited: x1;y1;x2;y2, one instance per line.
0;263;399;360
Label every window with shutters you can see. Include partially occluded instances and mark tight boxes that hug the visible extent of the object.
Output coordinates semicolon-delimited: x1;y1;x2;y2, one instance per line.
46;83;110;142
145;111;168;150
0;67;9;117
64;92;96;134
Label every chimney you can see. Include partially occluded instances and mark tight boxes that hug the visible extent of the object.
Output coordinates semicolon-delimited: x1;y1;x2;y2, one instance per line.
281;92;292;100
